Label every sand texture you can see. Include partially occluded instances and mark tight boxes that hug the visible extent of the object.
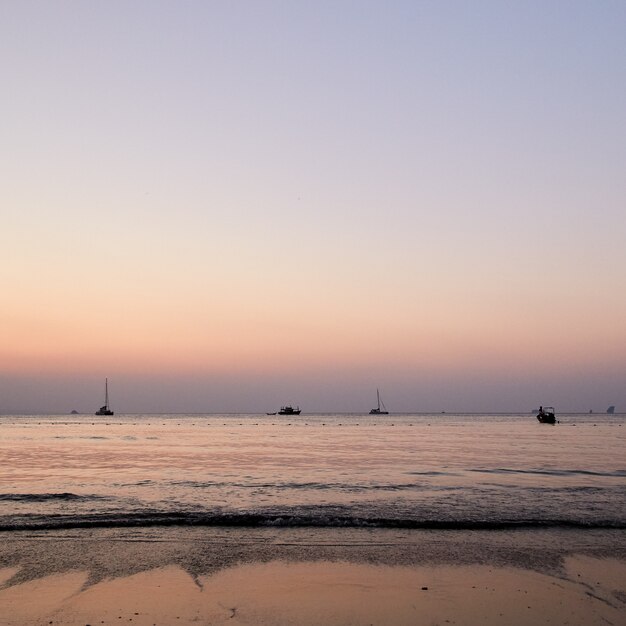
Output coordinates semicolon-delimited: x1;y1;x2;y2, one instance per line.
1;558;625;626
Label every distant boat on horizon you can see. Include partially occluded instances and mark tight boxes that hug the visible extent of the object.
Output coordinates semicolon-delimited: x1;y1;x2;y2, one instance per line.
278;405;301;415
95;379;114;416
369;389;389;415
536;406;556;424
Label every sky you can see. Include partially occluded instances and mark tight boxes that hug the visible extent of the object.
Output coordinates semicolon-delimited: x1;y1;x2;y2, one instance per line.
1;1;625;413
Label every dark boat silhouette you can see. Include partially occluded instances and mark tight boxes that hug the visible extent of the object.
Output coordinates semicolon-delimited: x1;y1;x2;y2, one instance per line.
278;406;301;415
95;379;114;416
369;389;389;415
536;406;556;424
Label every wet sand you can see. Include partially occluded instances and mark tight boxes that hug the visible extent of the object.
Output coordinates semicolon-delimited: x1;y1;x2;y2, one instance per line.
1;557;626;626
1;529;625;625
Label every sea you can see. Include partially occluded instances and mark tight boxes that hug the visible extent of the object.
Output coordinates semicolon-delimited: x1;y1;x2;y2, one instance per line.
1;412;625;533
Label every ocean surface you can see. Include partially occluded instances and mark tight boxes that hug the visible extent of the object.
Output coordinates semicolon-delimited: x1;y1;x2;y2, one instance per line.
0;413;624;532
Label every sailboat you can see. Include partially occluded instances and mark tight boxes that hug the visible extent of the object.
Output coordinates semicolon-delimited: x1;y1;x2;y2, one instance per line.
95;378;114;416
369;389;389;415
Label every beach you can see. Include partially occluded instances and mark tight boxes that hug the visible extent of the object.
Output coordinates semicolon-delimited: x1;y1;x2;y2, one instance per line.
4;1;626;622
1;413;624;624
1;527;625;625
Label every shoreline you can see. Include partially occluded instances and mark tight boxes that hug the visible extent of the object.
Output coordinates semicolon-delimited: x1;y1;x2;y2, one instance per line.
1;527;625;625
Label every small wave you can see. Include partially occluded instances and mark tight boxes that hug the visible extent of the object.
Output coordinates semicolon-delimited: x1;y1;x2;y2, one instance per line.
170;479;435;492
113;480;155;487
469;468;626;478
480;484;618;494
0;511;624;532
0;493;101;502
407;471;458;477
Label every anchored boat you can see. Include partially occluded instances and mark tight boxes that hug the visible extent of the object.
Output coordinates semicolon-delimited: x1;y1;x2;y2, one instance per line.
278;405;301;415
369;389;389;415
536;406;556;424
95;378;114;416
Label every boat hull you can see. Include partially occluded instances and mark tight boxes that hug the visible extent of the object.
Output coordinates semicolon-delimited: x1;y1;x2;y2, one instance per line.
537;414;555;424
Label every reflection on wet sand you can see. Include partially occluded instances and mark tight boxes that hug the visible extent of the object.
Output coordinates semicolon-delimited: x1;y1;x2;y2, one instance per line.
1;558;625;626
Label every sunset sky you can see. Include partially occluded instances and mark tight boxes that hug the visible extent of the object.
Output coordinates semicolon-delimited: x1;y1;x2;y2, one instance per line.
1;1;625;413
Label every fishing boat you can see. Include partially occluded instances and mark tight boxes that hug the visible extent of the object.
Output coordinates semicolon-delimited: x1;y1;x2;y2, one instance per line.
95;379;114;416
369;389;389;415
536;406;556;424
278;406;301;415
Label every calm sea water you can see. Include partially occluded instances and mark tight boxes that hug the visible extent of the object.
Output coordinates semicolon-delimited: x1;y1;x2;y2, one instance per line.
0;413;624;531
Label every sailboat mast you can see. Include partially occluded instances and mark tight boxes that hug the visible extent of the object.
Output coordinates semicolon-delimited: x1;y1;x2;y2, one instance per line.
105;378;109;409
377;388;381;411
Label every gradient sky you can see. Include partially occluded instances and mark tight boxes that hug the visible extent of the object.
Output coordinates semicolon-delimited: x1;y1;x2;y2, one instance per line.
1;1;625;413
